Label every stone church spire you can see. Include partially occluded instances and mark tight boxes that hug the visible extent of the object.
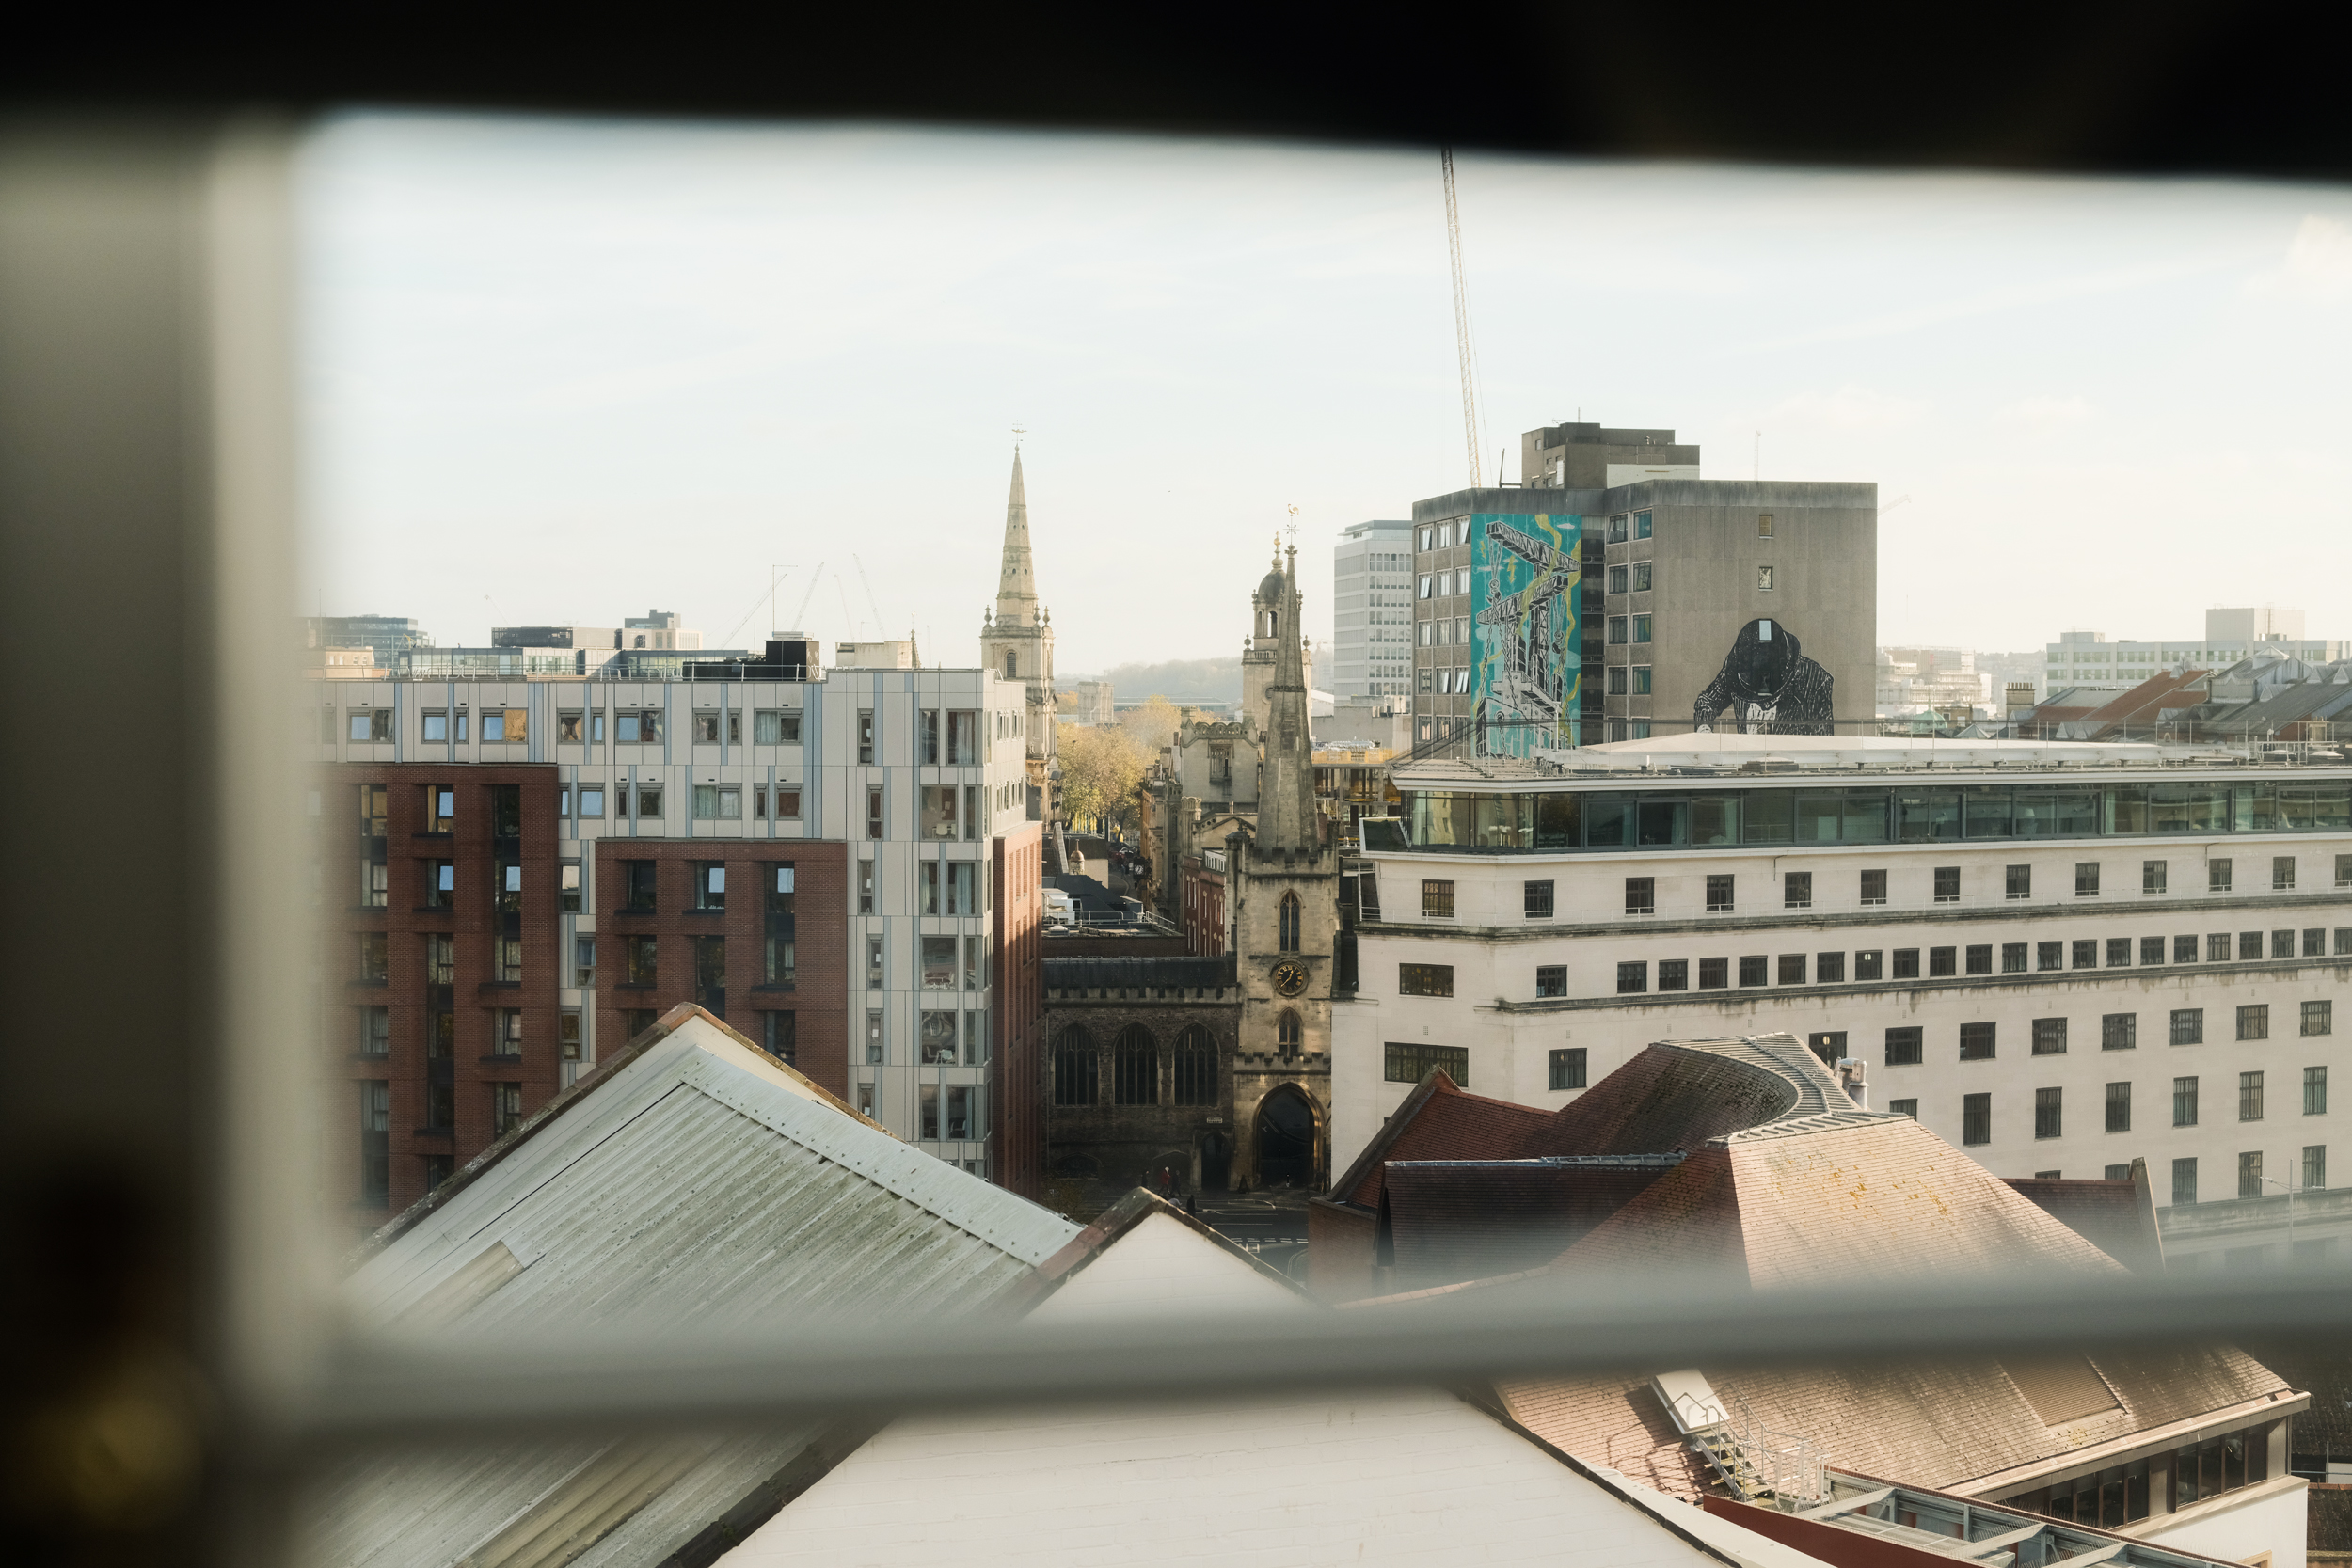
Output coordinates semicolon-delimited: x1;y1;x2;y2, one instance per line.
1259;543;1319;852
993;448;1039;626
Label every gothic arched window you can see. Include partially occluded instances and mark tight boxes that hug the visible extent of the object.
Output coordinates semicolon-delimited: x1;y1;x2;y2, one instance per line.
1279;893;1301;953
1004;650;1018;679
1278;1009;1302;1055
1113;1024;1159;1106
1052;1025;1099;1106
1171;1026;1216;1106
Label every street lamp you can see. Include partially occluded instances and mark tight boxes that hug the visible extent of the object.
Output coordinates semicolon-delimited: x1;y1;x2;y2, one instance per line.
2262;1174;2297;1263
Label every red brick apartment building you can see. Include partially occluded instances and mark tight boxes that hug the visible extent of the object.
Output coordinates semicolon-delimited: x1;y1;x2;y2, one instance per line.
591;839;850;1099
993;822;1045;1196
336;765;564;1225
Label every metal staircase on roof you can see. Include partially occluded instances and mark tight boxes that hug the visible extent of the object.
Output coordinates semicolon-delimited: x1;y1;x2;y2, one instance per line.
1685;1393;1826;1510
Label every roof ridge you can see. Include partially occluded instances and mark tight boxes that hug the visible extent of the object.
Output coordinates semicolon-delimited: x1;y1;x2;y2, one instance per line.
676;1053;1074;1265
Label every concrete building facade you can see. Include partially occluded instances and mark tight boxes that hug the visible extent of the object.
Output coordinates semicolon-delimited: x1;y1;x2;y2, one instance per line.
1330;517;1412;699
310;659;1041;1224
1410;422;1878;751
1334;734;2352;1240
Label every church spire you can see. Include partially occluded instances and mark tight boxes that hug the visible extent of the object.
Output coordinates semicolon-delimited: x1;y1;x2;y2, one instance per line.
993;447;1039;625
1259;543;1319;853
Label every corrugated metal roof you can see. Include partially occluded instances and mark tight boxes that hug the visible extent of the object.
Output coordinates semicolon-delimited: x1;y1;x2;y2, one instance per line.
310;1011;1081;1564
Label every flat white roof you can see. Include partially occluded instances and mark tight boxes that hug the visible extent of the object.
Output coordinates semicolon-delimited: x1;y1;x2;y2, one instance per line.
1558;733;2168;769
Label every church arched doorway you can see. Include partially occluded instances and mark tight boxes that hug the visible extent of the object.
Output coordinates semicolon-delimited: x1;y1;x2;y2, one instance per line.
1253;1085;1316;1190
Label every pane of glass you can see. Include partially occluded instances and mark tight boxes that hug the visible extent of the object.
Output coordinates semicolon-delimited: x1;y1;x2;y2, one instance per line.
1963;785;2014;838
1688;795;1739;846
1584;795;1632;847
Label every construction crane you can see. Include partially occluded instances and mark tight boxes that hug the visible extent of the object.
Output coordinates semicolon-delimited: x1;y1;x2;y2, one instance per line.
1879;494;1913;515
1441;148;1484;490
790;561;826;632
853;554;889;641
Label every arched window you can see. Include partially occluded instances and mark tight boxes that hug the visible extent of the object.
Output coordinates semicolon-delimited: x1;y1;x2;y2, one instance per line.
1004;650;1017;679
1052;1025;1098;1106
1171;1025;1217;1106
1279;893;1301;953
1278;1010;1301;1055
1113;1024;1159;1106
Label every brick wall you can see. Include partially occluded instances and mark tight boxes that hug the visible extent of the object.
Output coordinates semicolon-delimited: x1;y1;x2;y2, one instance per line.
591;838;850;1099
993;823;1045;1197
330;763;562;1224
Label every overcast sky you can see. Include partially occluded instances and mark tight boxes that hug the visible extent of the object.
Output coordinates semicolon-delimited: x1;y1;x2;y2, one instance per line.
301;114;2352;669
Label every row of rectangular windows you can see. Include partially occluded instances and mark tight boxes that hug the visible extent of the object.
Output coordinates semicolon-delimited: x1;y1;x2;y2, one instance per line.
1415;858;2346;922
1839;1006;2328;1062
1393;929;2351;1004
1587;929;2349;995
1399;780;2352;853
342;705;1006;763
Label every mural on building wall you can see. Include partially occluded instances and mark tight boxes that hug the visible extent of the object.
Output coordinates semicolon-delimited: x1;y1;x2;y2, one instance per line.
1468;512;1581;755
1692;617;1836;735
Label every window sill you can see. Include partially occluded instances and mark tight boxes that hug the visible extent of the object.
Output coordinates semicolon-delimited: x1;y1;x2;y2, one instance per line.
479;1053;523;1065
686;908;726;917
476;980;521;991
751;982;797;993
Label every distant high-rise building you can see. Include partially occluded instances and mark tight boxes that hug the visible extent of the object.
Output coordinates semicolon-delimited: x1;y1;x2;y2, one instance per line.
1331;518;1412;699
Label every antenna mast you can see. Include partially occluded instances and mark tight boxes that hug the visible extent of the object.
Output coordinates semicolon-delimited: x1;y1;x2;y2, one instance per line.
1441;148;1484;490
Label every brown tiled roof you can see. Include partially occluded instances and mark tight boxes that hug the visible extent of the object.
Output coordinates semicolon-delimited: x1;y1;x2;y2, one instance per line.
2003;1168;2166;1275
1504;1344;2294;1499
1338;1074;1555;1207
1337;1034;1843;1210
1378;1157;1684;1285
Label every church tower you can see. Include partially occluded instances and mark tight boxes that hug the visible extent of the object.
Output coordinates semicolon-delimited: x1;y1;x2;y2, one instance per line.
977;448;1057;803
1225;541;1338;1193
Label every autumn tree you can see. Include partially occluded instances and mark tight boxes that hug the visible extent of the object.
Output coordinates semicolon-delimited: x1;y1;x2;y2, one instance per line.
1057;723;1149;834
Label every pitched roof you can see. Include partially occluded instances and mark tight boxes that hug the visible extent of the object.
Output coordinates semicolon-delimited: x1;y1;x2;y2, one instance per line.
719;1188;1836;1567
1328;1032;2299;1499
309;1006;1081;1567
2003;1164;2166;1274
1378;1156;1687;1285
1332;1034;1849;1212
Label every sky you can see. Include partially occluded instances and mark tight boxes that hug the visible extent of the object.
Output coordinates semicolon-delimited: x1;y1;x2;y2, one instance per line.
301;114;2352;670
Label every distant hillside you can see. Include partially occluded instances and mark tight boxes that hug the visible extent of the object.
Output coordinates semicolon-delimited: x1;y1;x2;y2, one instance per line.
1069;656;1242;706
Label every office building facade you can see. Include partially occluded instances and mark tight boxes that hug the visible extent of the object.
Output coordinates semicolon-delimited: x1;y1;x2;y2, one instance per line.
1336;734;2352;1240
1331;518;1413;699
1410;422;1877;750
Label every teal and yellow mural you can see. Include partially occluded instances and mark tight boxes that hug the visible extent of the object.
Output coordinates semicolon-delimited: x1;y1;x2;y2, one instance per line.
1467;512;1581;754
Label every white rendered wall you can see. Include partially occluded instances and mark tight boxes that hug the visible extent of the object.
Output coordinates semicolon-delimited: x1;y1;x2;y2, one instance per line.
2133;1475;2305;1568
723;1213;1826;1568
1336;832;2352;1189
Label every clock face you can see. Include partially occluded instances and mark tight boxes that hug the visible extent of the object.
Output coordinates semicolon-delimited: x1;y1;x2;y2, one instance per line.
1271;959;1309;997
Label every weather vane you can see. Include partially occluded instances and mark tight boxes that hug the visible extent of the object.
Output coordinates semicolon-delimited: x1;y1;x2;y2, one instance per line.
1284;504;1299;549
1011;423;1025;449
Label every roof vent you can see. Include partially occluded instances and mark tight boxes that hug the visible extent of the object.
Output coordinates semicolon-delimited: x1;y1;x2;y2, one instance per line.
1650;1369;1729;1434
1836;1058;1868;1110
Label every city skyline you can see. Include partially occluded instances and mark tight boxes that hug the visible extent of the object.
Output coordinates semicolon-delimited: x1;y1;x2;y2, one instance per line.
305;114;2352;668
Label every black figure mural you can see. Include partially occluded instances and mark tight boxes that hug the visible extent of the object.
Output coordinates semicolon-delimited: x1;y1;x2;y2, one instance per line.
1692;617;1836;736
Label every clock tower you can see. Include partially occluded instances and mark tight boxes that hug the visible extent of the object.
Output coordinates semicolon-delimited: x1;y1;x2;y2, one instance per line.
1226;540;1338;1193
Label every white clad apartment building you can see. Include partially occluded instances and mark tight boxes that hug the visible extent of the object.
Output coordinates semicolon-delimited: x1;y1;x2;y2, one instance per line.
309;654;1039;1196
1337;734;2352;1246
